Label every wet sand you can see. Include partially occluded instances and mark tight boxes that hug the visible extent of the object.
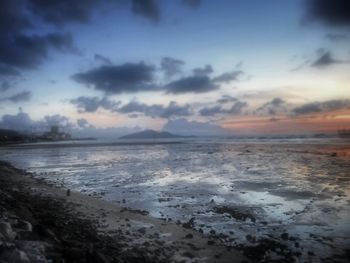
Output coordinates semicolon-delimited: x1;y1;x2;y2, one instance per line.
0;161;249;263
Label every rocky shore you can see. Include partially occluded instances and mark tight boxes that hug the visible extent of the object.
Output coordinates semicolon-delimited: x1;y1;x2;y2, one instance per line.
0;161;249;263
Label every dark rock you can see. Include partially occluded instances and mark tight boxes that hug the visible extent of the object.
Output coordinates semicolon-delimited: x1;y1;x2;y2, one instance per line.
16;220;32;232
185;233;193;239
15;240;49;262
137;228;146;235
182;218;195;229
246;234;255;242
120;207;149;216
0;247;30;263
0;222;16;240
181;251;194;259
214;253;222;258
240;238;288;261
281;233;289;240
213;206;256;222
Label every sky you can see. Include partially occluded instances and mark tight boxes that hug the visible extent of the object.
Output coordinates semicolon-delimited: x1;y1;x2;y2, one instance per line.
0;0;350;137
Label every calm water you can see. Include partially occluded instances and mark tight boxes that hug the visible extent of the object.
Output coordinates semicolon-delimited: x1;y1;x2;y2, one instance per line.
1;138;349;261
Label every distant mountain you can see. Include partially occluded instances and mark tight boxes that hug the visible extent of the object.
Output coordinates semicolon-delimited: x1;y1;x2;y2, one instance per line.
162;118;232;137
119;129;190;139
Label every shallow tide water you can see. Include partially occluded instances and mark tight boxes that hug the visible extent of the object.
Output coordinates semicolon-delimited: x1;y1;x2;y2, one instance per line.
1;138;350;262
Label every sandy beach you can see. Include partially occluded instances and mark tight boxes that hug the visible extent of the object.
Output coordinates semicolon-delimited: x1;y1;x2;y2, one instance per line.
0;160;250;263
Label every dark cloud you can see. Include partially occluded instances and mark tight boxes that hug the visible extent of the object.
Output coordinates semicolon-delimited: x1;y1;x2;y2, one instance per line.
291;49;348;71
165;75;218;94
162;118;231;137
193;65;213;76
228;101;248;114
29;0;164;26
0;0;177;79
325;33;350;42
0;91;31;103
0;110;72;132
199;100;247;116
70;96;121;112
258;97;286;109
235;61;244;69
0;1;80;77
0;1;32;34
199;105;222;116
311;51;344;67
117;101;151;116
28;0;100;26
306;0;350;27
7;91;31;103
0;32;76;70
71;96;192;119
160;102;192;118
270;98;285;107
45;33;76;51
128;113;140;118
77;118;90;128
43;114;72;128
0;64;21;76
131;0;160;23
94;54;112;65
293;99;350;115
73;61;247;95
269;117;280;122
118;101;192;118
293;103;321;115
72;62;157;94
257;98;286;115
0;82;11;92
182;0;202;9
161;57;185;79
213;71;243;83
217;95;238;104
290;59;312;72
0;111;33;131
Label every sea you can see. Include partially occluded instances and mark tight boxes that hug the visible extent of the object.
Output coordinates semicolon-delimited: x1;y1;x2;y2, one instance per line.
1;137;349;262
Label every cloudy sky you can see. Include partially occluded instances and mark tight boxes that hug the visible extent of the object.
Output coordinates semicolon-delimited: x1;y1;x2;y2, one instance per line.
0;0;349;136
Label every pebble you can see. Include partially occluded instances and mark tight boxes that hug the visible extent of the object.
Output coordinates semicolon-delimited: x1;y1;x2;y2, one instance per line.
0;221;16;240
17;220;33;232
185;233;193;239
0;248;30;263
281;233;289;240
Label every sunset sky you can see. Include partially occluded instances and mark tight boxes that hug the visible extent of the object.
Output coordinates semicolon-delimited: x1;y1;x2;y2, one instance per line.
0;0;349;137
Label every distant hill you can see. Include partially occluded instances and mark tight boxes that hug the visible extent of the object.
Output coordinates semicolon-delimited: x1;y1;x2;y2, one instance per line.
119;129;190;139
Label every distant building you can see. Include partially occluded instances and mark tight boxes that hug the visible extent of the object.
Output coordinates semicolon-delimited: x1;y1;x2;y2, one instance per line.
42;126;71;141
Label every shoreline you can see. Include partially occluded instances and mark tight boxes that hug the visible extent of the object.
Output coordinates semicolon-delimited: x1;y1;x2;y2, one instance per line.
0;161;249;263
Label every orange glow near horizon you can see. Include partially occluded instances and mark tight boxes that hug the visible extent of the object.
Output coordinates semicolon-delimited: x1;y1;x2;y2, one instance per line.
221;109;350;134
